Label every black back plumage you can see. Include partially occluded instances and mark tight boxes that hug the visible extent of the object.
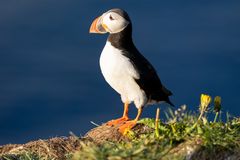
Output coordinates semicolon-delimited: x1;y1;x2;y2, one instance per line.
107;9;174;106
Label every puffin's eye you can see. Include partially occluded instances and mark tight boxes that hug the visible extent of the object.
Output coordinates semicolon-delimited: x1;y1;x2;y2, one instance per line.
109;15;114;20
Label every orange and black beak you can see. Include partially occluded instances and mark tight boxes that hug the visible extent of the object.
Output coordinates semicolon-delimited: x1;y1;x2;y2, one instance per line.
89;16;107;34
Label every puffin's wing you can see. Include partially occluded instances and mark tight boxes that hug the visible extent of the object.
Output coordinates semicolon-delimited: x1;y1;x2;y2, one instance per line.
123;50;172;103
124;58;140;80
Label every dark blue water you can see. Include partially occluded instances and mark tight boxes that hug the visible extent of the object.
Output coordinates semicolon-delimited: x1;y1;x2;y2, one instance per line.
0;1;240;145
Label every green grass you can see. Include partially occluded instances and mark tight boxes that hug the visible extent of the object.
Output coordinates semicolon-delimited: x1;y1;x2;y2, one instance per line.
72;102;240;160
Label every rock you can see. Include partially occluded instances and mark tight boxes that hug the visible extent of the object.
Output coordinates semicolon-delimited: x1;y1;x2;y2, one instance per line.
84;123;153;144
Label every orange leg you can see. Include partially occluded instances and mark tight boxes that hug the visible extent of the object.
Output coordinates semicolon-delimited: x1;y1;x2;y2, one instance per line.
106;103;130;126
118;107;143;134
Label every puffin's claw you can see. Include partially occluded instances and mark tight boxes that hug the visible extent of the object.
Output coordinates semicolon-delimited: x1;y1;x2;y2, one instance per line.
106;116;129;126
118;120;137;134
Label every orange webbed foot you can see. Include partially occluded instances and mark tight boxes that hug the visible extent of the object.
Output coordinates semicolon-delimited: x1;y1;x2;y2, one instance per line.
118;120;137;134
106;116;129;126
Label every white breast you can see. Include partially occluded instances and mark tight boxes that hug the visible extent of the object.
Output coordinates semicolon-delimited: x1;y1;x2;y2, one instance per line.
99;41;147;108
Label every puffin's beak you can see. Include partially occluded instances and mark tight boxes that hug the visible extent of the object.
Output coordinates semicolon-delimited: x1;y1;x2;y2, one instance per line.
89;16;107;34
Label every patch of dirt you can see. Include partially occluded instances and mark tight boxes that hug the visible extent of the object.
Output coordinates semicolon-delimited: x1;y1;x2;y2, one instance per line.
0;123;149;159
0;136;82;159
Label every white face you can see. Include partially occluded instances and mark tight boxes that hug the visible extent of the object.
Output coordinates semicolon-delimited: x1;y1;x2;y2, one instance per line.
101;12;129;34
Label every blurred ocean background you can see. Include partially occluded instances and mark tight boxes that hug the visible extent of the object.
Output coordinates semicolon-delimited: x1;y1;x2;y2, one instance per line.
0;1;240;145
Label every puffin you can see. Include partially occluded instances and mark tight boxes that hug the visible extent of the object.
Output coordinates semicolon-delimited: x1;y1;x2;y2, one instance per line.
89;8;173;133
